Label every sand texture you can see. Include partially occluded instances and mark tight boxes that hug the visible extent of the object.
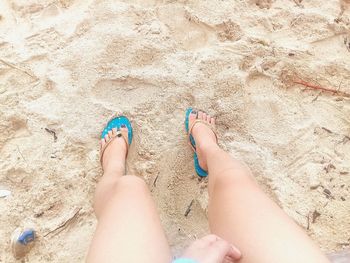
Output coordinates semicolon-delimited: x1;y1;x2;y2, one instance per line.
0;0;350;262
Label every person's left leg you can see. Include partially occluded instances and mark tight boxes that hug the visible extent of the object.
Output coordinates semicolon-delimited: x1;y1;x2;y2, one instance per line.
87;127;171;263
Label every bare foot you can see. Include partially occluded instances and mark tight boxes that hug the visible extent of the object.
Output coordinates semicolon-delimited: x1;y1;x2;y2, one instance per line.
101;126;129;175
189;110;218;171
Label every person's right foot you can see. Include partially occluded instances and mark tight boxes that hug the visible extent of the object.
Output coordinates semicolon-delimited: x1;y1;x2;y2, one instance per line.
189;110;218;171
101;126;129;174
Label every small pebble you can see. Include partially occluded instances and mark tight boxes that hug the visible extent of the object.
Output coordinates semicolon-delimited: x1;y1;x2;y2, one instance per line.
0;189;11;198
309;179;320;190
11;228;36;259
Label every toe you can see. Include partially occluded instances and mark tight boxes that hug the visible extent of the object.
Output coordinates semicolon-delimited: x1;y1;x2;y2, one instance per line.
198;111;203;120
112;128;117;136
101;138;106;148
202;112;207;122
206;114;211;123
108;130;113;139
104;134;109;142
121;124;128;134
120;125;129;141
211;117;215;126
189;109;197;123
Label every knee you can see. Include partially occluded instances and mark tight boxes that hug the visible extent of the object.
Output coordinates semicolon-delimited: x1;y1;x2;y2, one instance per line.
114;175;148;193
95;175;148;200
94;175;148;215
97;174;148;193
212;162;254;189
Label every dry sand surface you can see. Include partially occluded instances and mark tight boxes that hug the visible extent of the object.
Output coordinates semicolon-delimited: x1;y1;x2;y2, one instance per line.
0;0;350;262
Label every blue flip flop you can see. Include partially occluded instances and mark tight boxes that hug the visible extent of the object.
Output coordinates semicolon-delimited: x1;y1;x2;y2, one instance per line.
100;115;133;165
185;108;217;177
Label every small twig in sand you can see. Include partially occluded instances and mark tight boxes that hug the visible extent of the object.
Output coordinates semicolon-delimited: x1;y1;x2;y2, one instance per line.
293;79;350;98
153;175;159;188
311;92;321;102
184;200;194;217
323;189;335;200
321;127;333;134
16;145;27;163
0;59;37;80
44;208;81;237
319;127;350;144
45;128;58;142
342;135;350;144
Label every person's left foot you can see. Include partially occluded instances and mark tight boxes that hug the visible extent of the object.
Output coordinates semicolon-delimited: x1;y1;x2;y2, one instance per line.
189;110;218;172
101;126;129;174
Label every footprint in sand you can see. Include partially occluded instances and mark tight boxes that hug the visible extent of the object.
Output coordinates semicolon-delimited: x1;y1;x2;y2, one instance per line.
92;78;161;108
157;6;216;51
157;7;243;50
5;167;32;186
0;116;30;150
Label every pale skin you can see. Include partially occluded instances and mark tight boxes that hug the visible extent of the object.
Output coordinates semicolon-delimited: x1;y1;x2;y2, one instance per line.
86;111;331;263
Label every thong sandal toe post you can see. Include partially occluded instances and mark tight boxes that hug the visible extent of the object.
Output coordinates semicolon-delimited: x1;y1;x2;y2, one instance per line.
185;107;218;177
100;115;133;167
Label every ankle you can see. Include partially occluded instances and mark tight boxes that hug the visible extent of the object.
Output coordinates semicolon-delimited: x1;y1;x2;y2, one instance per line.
196;142;220;166
197;140;220;153
103;161;126;176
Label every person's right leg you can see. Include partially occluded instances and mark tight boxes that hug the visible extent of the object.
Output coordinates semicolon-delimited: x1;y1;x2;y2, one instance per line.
87;127;171;263
188;110;330;263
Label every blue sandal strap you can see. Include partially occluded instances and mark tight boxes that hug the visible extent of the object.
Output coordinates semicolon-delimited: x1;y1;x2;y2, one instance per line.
173;258;198;263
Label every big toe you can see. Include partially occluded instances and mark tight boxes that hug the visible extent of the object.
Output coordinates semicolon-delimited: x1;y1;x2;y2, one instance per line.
120;125;129;142
189;109;197;122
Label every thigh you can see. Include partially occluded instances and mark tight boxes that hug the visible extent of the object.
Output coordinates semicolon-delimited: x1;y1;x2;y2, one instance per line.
87;176;171;263
209;173;330;263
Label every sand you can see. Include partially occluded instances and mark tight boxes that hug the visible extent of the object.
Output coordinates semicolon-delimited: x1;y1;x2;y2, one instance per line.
0;0;349;262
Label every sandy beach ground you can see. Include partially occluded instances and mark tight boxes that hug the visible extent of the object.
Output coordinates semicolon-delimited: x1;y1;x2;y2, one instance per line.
0;0;349;262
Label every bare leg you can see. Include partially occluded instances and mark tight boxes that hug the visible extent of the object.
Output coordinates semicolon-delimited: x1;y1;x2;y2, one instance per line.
87;127;171;263
189;111;330;263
